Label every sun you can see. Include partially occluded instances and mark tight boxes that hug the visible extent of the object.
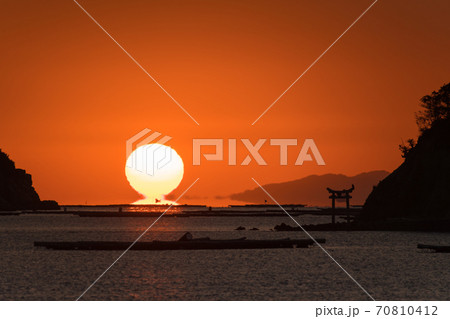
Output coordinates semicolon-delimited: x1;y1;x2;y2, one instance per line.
125;144;184;204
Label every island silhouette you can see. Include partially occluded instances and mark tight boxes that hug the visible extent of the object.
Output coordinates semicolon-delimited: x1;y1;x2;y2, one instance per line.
229;171;389;206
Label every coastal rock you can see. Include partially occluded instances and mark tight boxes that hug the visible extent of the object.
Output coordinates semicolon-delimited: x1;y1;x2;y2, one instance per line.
0;149;59;210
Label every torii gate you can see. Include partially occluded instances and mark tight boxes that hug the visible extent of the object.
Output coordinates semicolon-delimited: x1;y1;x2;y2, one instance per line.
326;184;355;224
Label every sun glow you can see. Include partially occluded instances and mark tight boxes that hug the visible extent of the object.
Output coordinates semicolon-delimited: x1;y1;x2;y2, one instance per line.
125;144;184;204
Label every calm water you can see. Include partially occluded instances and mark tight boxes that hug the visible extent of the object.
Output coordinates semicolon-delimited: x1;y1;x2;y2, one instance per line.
0;214;449;300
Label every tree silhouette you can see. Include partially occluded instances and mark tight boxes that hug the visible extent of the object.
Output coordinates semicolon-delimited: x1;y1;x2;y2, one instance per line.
398;138;416;158
416;82;450;132
399;83;450;157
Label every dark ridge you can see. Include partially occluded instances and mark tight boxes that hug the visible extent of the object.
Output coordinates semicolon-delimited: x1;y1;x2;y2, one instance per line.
362;119;450;220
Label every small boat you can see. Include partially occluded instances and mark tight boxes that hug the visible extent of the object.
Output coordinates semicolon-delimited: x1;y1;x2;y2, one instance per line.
417;244;450;253
34;232;325;251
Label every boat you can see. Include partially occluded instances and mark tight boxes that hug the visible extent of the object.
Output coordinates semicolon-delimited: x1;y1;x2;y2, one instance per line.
34;232;325;251
417;244;450;253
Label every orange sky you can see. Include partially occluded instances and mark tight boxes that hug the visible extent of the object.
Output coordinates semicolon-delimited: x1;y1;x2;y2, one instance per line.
1;0;449;205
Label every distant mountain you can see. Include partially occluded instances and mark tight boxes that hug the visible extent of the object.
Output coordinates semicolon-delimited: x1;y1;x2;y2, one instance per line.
230;171;389;206
0;149;58;210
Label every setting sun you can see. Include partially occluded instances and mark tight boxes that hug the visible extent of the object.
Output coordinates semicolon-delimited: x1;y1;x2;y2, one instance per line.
125;144;184;204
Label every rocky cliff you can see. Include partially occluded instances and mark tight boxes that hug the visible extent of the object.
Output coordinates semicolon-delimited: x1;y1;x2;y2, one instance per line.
0;149;58;210
363;119;450;220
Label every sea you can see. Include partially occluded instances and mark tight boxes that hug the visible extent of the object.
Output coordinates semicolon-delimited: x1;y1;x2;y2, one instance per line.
0;207;449;300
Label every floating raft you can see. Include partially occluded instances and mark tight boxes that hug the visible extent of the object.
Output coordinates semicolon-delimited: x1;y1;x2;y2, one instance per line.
417;244;450;253
34;237;325;251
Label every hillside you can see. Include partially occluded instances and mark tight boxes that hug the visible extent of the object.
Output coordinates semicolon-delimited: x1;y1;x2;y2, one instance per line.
363;119;450;220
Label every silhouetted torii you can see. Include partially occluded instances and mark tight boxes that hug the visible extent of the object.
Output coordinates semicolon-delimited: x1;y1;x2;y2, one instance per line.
326;184;355;224
326;184;355;199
